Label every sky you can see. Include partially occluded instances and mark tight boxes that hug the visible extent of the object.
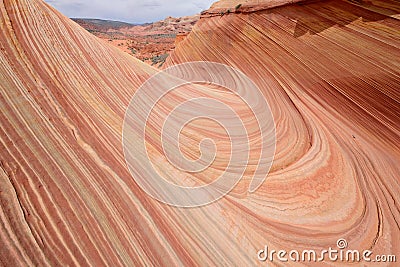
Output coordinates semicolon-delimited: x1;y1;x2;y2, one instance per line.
45;0;216;24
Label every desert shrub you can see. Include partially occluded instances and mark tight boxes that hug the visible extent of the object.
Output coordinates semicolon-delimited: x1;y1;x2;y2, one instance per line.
151;54;169;67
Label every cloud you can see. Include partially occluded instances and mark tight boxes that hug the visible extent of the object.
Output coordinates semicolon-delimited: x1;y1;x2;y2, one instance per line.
45;0;215;23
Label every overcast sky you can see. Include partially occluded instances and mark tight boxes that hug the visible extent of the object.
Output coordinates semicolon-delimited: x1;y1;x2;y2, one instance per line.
45;0;215;24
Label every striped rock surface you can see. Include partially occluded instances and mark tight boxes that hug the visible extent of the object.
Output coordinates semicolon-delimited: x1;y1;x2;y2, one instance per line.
167;0;400;264
1;0;399;266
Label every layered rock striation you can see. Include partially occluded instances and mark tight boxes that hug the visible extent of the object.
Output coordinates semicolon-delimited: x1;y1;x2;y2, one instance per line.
0;0;399;266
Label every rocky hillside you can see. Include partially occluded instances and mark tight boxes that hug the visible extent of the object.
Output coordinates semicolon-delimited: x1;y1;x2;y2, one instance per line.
71;18;140;32
73;16;199;67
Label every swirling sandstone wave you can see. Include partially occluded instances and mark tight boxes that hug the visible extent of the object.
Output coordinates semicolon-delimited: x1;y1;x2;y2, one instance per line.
0;0;399;266
167;0;400;264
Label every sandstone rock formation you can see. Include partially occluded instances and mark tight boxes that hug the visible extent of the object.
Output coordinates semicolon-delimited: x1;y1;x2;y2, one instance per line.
167;0;400;263
204;0;305;14
1;0;399;266
174;32;189;46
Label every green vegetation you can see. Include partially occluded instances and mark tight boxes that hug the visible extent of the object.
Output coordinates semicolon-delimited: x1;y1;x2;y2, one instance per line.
152;33;177;39
235;4;242;10
220;7;234;16
151;54;169;67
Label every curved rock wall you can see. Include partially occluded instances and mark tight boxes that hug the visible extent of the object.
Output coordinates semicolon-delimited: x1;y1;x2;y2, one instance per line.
0;0;399;265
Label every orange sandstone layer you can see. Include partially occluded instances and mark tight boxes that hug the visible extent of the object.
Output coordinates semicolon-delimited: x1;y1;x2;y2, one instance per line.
0;0;399;266
204;0;307;15
167;0;400;264
174;32;189;46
